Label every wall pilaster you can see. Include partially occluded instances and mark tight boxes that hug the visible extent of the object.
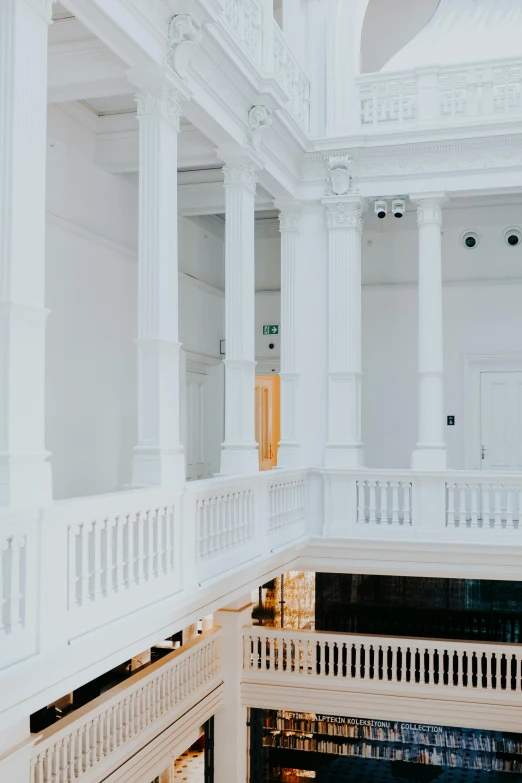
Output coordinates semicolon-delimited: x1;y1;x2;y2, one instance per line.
0;0;53;508
220;159;259;475
411;194;447;470
276;203;302;467
323;195;366;469
130;79;185;489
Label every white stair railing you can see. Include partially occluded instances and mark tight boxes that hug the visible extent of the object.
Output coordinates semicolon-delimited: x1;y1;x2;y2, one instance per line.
446;478;522;528
31;629;221;783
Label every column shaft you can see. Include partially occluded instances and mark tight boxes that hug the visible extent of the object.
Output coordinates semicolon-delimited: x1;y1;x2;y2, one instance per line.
0;0;53;508
324;197;365;468
277;205;302;467
412;197;447;470
131;87;185;489
220;163;258;475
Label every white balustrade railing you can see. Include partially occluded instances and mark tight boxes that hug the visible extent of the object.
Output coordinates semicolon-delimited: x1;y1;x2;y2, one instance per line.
243;627;522;697
273;22;310;131
268;475;305;533
195;486;255;560
356;477;412;526
30;629;221;783
357;58;522;130
1;513;38;667
223;0;264;67
446;478;522;529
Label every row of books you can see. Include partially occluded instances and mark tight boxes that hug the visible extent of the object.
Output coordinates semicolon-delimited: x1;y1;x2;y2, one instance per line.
262;736;522;772
265;718;522;753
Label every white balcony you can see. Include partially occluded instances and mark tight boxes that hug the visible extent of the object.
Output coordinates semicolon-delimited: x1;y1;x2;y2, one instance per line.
356;59;522;134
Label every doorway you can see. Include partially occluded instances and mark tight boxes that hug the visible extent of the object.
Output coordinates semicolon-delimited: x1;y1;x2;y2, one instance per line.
255;375;280;470
480;371;522;471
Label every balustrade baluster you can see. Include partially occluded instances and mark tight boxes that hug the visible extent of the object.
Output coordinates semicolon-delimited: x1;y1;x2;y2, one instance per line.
457;484;468;526
494;485;503;527
268;635;275;671
105;516;114;596
80;523;90;606
8;536;22;629
368;482;377;523
389;482;400;524
353;643;360;679
389;646;397;682
357;481;366;523
114;516;123;590
506;486;514;527
67;526;77;610
402;483;411;524
446;483;456;526
133;513;143;584
379;481;388;523
482;484;491;527
470;484;479;526
92;520;102;601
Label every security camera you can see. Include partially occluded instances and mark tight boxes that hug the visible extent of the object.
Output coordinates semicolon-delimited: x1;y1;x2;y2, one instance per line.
462;231;479;249
504;228;521;247
374;200;387;219
392;199;405;219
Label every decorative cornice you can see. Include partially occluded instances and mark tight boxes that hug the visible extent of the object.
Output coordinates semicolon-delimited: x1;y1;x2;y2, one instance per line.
167;14;202;78
324;200;365;231
223;164;258;194
247;105;272;151
135;89;182;131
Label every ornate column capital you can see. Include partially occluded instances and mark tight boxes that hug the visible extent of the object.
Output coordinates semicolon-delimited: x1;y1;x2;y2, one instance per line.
135;88;183;131
275;202;302;233
223;163;258;195
247;105;272;151
322;196;366;231
412;192;447;226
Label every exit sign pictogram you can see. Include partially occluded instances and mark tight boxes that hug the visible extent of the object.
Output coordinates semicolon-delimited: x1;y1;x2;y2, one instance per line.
263;325;279;335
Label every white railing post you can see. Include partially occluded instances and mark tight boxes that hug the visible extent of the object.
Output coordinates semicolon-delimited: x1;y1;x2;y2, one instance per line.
261;0;274;73
417;475;446;530
416;67;440;122
214;600;253;783
323;472;358;536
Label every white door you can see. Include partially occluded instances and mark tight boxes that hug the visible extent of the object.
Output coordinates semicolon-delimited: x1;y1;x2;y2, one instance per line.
480;371;522;471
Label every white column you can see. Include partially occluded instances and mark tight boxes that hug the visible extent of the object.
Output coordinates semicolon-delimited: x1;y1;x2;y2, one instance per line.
130;81;185;489
323;196;365;468
220;158;259;475
213;598;253;783
411;195;447;470
276;203;302;468
0;0;53;509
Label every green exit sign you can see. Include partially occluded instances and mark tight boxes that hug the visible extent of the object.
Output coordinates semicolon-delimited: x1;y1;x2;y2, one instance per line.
263;325;279;335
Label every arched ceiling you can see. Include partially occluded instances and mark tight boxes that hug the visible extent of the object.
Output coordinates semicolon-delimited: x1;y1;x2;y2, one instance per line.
360;0;439;73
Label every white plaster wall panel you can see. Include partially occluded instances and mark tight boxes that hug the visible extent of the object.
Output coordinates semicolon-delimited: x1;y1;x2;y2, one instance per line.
45;221;137;499
179;275;224;359
46;141;138;250
178;216;224;292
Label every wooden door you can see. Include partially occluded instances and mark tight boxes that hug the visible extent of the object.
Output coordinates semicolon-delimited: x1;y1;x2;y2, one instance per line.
255;375;280;470
480;371;522;471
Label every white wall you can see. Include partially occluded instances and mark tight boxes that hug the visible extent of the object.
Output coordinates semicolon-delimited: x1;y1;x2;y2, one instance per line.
45;141;138;500
46;144;227;498
254;203;522;469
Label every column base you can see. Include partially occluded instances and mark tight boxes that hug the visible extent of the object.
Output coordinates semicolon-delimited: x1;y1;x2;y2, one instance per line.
277;440;300;468
325;443;364;469
411;446;447;471
220;444;259;475
131;447;185;490
0;453;52;510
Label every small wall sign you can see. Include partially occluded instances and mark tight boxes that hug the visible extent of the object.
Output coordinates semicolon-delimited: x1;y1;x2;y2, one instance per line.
263;325;279;335
447;415;455;426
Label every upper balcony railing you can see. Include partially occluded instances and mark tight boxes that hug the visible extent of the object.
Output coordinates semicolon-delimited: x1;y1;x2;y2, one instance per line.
0;468;309;671
356;59;522;132
221;0;311;132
